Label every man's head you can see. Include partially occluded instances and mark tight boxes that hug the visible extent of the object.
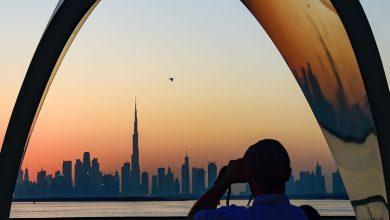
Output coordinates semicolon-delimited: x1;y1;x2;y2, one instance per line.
244;139;291;194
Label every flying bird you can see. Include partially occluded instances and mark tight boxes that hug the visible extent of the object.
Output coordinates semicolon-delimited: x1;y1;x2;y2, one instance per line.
169;77;174;82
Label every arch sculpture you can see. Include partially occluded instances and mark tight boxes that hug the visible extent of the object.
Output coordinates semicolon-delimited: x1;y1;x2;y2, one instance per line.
0;0;389;219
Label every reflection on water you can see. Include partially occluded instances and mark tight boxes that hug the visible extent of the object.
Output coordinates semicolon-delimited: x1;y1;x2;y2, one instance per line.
10;200;354;218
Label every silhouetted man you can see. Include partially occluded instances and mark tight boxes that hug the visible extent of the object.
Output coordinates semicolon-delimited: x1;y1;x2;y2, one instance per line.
188;139;308;220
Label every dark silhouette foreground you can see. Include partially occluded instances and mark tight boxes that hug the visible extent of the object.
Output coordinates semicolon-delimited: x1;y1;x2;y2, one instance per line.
188;139;318;220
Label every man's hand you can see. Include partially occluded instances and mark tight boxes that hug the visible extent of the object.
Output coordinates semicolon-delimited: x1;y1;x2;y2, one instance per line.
217;158;247;186
188;158;247;219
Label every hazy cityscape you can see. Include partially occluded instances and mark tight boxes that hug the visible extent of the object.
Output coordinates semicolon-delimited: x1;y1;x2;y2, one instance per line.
14;101;347;200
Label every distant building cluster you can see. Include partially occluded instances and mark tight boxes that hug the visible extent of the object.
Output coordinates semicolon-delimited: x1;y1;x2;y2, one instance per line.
14;101;218;199
14;151;218;198
13;100;347;199
284;162;347;196
15;153;120;198
238;162;347;197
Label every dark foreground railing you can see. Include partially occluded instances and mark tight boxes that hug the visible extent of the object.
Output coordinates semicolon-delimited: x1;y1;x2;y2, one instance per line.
11;217;355;220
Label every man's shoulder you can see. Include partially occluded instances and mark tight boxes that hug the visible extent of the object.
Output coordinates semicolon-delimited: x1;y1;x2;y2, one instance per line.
194;205;246;220
249;203;308;219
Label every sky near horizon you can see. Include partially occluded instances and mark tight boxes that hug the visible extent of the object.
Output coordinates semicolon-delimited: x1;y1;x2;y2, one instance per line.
0;1;389;190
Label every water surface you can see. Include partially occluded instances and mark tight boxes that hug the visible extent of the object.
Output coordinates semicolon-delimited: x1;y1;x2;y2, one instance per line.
11;200;354;218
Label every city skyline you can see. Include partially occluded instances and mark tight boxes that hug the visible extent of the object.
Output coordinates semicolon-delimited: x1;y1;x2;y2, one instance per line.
14;152;346;199
18;99;337;191
14;150;345;199
16;102;342;194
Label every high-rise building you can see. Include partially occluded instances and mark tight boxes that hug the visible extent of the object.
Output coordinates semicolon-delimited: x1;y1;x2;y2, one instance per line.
62;161;72;184
83;152;91;174
141;172;149;195
114;171;120;195
151;175;158;196
121;162;131;195
37;169;47;196
294;179;304;195
166;168;175;195
192;167;206;195
82;152;92;194
74;159;83;192
198;168;206;194
294;161;327;195
314;161;326;194
101;174;115;195
62;161;72;194
46;174;53;190
91;158;102;193
52;170;65;196
23;167;29;184
200;168;206;195
207;162;217;189
286;174;295;195
332;169;347;195
174;178;180;195
297;171;313;195
191;168;197;195
131;99;141;193
181;151;190;195
157;167;166;195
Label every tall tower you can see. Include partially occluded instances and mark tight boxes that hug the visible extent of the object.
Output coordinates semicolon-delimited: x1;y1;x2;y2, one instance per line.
181;151;190;195
131;98;140;192
207;162;217;189
24;167;29;184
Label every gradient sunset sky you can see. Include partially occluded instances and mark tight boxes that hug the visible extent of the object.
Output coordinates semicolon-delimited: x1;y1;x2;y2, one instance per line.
0;1;389;189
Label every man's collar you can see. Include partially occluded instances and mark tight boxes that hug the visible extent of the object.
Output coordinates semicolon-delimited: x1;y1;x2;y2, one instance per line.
253;193;290;206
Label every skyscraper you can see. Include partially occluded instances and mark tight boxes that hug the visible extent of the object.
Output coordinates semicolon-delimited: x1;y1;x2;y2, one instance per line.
101;174;116;196
332;169;347;195
141;172;149;195
314;161;326;194
37;169;47;196
82;152;92;194
23;167;29;184
191;168;197;195
83;152;91;174
91;158;102;193
296;171;312;195
174;178;180;195
294;161;327;195
62;161;72;185
181;151;190;195
62;161;72;194
114;171;120;195
157;167;166;196
151;175;158;196
52;170;65;196
207;162;217;189
121;162;131;195
74;159;83;193
192;167;206;196
131;99;141;193
286;174;295;195
166;167;175;195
